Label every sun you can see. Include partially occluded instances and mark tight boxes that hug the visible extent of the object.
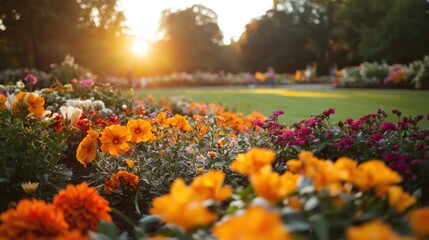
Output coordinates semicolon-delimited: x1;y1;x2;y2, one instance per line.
132;39;149;55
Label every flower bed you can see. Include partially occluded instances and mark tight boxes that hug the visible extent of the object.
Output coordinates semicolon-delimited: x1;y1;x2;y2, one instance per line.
1;76;429;239
335;56;429;89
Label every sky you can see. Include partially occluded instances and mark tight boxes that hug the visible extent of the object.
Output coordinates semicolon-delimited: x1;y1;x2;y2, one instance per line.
118;0;273;44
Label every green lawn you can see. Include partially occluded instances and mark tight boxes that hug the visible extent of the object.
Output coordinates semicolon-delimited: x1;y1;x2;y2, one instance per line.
134;87;429;128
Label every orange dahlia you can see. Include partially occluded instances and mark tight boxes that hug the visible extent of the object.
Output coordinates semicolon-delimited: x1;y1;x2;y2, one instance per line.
0;198;69;240
100;124;131;155
127;119;153;143
53;182;111;233
104;170;139;194
76;129;99;167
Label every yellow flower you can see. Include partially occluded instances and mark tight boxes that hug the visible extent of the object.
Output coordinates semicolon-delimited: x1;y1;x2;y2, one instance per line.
21;182;39;194
190;170;232;202
250;171;298;204
212;206;290;240
100;124;131;155
0;94;6;110
208;151;216;158
0;199;69;239
353;160;402;191
230;148;275;176
333;157;357;182
196;167;203;174
408;208;429;238
346;220;409;240
286;159;302;173
125;159;135;168
149;179;215;229
127;119;153;143
156;112;169;127
53;182;112;233
76;129;99;167
388;186;416;213
104;170;139;194
168;114;191;132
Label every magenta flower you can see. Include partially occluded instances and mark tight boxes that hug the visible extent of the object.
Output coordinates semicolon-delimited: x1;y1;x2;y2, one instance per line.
23;74;38;84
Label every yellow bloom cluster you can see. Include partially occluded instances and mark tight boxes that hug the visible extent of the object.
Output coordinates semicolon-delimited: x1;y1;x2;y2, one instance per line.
150;170;231;229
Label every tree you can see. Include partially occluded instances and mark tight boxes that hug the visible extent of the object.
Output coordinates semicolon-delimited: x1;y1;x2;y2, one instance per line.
333;0;429;63
155;4;224;73
0;0;127;75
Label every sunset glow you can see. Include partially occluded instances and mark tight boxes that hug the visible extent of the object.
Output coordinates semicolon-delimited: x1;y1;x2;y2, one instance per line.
132;39;149;55
119;0;273;44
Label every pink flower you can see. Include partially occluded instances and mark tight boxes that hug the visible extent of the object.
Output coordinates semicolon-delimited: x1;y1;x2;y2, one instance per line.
323;108;336;117
23;74;38;84
79;79;95;87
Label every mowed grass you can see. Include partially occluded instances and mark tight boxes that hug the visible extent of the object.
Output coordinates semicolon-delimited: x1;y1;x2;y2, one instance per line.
135;87;429;128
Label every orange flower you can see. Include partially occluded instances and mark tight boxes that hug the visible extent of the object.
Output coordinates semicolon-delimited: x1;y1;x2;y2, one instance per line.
53;182;111;233
408;208;429;237
212;206;290;240
353;160;402;191
388;186;416;213
0;94;6;110
347;220;408;240
104;170;139;194
127;119;153;143
190;170;232;202
0;199;69;239
54;230;90;240
100;124;131;155
13;92;29;112
76;130;99;167
125;159;135;168
168;114;191;132
156;112;169;127
230;148;275;176
26;93;45;116
250;171;298;204
150;179;215;229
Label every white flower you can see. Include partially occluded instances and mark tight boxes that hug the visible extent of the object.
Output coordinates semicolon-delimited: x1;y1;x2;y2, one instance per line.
60;106;83;127
16;80;25;89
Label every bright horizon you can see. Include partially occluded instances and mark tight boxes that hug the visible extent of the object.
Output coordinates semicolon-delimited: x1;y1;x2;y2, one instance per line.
118;1;273;44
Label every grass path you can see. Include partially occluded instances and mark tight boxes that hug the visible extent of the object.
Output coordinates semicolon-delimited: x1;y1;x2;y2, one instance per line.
135;86;429;128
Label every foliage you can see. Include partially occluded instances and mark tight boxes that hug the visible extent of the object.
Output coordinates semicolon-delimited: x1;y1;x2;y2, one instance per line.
0;95;73;211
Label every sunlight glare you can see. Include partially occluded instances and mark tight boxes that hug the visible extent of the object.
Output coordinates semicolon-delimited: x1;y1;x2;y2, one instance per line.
132;39;149;55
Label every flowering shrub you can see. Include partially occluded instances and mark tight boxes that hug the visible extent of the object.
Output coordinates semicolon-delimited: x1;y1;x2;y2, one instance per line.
254;108;429;195
336;55;429;89
102;149;427;240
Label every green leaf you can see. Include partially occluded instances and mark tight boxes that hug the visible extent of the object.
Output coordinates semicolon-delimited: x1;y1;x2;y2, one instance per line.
309;215;329;240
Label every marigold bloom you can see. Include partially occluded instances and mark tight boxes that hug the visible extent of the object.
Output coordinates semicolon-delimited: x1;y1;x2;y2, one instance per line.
353;160;402;191
168;114;191;132
76;130;99;167
127;119;153;143
21;181;39;194
190;170;232;202
54;230;90;240
150;179;216;229
346;220;408;240
212;206;290;240
53;182;112;233
0;199;69;239
250;171;298;204
230;148;276;176
104;170;139;194
100;124;131;155
0;94;6;110
388;186;416;213
408;208;429;237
